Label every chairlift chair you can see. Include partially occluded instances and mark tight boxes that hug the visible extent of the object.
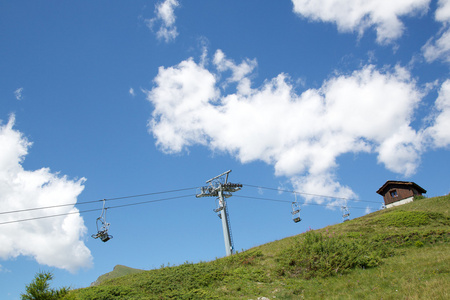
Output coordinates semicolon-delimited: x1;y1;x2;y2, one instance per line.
91;199;113;242
94;218;113;242
341;205;350;222
291;201;301;223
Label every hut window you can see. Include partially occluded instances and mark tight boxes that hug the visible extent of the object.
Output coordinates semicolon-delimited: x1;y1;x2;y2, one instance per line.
390;190;398;197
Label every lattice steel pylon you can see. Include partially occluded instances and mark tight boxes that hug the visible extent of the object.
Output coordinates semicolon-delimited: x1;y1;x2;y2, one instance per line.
196;170;242;256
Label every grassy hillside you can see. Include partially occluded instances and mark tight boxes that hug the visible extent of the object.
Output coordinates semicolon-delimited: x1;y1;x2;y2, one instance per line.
66;195;450;299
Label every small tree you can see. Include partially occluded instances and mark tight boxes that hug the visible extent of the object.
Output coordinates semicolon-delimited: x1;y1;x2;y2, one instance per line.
21;271;69;300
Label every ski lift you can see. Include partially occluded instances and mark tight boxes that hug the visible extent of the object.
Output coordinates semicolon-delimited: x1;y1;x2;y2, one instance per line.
291;194;301;223
341;205;350;222
91;199;113;242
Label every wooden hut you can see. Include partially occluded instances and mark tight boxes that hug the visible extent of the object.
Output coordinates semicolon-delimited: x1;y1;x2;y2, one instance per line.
376;180;426;208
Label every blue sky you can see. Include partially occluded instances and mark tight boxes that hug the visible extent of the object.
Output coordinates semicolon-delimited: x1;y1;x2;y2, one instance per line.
1;0;450;298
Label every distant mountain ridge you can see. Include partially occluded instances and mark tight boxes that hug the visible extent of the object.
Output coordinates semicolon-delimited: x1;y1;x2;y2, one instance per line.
90;264;145;286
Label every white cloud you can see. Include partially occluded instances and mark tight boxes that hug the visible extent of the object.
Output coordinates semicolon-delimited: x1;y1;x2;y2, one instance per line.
129;87;135;97
422;28;450;62
146;50;433;203
422;0;450;62
147;57;219;153
436;0;450;22
213;50;257;95
291;173;357;206
147;0;180;43
14;87;23;100
0;115;92;273
291;0;430;44
424;79;450;147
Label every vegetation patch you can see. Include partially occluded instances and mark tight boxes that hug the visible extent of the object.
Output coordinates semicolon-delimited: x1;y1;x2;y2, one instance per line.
67;286;137;300
276;230;392;279
224;249;264;267
21;271;69;300
371;229;450;247
374;210;431;227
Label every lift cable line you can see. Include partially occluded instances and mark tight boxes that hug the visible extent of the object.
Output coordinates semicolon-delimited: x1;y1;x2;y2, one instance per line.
0;187;199;216
0;192;376;226
234;195;375;210
0;183;380;218
242;183;382;204
0;208;101;226
196;170;242;257
0;182;379;227
0;194;194;226
0;194;372;225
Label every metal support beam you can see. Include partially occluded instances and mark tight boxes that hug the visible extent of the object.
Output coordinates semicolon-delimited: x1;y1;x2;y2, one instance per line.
218;189;233;256
196;170;242;256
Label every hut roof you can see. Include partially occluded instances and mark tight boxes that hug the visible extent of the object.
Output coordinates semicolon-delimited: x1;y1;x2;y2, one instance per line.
376;180;427;195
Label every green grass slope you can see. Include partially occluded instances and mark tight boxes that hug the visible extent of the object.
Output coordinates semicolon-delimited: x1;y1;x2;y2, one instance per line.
66;195;450;299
